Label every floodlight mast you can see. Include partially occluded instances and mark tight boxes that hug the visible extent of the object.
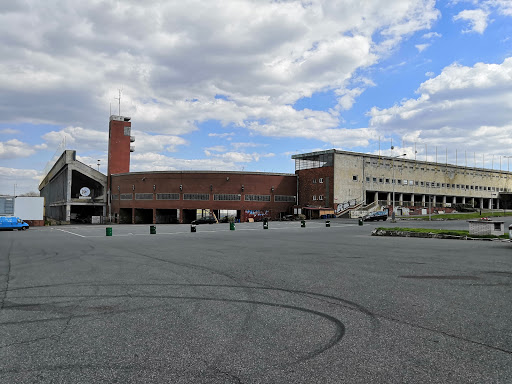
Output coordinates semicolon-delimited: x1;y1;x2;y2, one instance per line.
392;154;407;223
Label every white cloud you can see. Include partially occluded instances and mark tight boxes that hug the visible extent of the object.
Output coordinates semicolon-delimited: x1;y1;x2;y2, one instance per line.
204;145;226;152
0;128;20;134
368;57;512;154
0;0;440;139
0;166;41;195
453;9;490;34
425;71;435;77
415;43;430;52
0;139;43;158
422;32;442;39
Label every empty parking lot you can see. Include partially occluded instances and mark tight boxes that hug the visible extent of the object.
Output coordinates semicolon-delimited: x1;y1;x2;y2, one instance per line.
1;219;511;383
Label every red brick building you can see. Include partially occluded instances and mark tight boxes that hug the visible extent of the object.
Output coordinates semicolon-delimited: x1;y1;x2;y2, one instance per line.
107;115;297;224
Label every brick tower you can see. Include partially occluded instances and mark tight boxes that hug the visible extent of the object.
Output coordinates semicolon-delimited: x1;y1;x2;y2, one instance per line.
107;115;134;192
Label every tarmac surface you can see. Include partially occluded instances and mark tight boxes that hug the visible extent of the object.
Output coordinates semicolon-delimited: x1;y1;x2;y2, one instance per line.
1;218;511;383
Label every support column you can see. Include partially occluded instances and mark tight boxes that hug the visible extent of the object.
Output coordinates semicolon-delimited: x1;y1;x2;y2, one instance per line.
374;191;378;203
488;198;492;209
442;196;447;207
497;199;500;209
411;194;415;206
387;192;391;205
399;193;403;206
433;196;437;207
471;197;475;208
462;197;466;205
480;198;484;209
422;195;426;206
453;196;456;205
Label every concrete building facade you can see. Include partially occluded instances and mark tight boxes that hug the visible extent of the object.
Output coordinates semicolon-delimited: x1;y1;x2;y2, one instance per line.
293;150;512;216
39;150;108;222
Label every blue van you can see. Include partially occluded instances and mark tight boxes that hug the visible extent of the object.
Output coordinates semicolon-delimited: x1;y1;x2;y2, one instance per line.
0;217;30;231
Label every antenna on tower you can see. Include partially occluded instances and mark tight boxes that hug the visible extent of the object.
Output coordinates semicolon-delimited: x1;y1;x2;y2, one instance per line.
114;89;122;115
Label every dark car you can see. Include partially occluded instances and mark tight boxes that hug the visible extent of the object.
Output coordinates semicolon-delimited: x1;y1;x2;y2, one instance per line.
363;211;388;221
191;216;217;224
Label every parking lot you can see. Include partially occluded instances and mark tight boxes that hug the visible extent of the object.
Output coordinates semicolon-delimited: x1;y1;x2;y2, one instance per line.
1;218;511;383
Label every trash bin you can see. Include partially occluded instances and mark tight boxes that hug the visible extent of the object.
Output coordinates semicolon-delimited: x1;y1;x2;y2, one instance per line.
326;220;330;227
106;227;112;236
191;224;196;233
301;220;306;228
150;225;156;234
358;218;363;226
263;218;269;229
230;222;235;231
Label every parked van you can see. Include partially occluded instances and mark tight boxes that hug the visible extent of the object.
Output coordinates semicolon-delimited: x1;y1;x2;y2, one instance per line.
0;217;29;231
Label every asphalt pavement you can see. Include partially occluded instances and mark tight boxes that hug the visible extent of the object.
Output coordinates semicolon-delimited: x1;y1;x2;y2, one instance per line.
1;219;511;383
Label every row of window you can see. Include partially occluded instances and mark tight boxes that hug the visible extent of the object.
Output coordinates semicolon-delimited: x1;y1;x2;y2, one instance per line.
112;193;296;202
362;176;507;192
312;195;324;201
312;178;324;184
364;161;507;178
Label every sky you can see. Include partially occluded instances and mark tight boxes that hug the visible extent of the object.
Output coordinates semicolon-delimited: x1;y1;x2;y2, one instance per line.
1;0;512;195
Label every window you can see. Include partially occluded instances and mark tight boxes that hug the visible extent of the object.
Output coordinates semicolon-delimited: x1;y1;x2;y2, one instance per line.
245;195;271;202
494;223;501;231
466;185;469;189
470;186;474;190
373;177;377;182
392;179;396;184
436;183;440;187
420;181;424;186
319;178;324;183
366;177;370;182
135;193;153;200
386;178;390;183
442;183;445;188
409;180;413;185
111;194;118;200
397;179;402;184
312;195;317;201
426;182;430;187
312;179;317;184
403;180;408;185
319;195;324;201
124;127;131;135
157;193;180;200
275;195;296;202
214;194;241;201
379;178;383;183
120;193;132;200
184;193;210;201
353;175;358;181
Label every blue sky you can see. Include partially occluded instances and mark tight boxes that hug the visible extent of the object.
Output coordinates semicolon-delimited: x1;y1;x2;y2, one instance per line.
1;0;512;194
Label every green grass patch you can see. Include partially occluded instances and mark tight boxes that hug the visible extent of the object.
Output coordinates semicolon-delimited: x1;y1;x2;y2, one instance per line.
415;211;512;221
377;227;509;239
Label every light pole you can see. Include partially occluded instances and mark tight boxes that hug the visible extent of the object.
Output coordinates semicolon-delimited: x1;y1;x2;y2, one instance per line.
504;156;512;172
392;154;407;222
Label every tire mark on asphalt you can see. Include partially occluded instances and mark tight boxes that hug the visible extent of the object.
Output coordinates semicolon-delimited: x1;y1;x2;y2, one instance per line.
0;239;14;311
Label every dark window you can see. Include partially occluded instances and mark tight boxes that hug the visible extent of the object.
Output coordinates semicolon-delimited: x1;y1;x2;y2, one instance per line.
184;193;210;201
214;194;241;201
275;195;296;202
244;195;271;202
135;193;153;200
120;193;132;200
156;193;180;200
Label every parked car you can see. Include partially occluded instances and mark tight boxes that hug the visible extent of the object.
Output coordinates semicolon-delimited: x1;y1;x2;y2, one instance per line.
191;216;217;224
363;211;388;222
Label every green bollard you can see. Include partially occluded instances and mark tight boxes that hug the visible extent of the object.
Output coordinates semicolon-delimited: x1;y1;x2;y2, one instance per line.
358;218;363;226
230;222;235;231
150;225;156;234
301;220;306;228
326;220;330;227
106;227;112;236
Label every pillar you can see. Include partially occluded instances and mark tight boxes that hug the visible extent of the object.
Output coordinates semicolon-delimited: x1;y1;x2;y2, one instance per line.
411;194;415;206
432;196;437;206
462;197;466;205
422;194;426;206
374;191;378;203
387;192;391;205
453;196;457;205
442;196;447;207
399;193;403;206
480;198;484;209
497;199;500;209
488;198;492;209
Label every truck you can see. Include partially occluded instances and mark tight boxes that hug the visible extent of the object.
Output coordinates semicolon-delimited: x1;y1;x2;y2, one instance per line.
0;217;30;231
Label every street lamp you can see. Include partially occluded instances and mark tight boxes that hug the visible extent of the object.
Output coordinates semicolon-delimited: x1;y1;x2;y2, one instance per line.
392;153;407;222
